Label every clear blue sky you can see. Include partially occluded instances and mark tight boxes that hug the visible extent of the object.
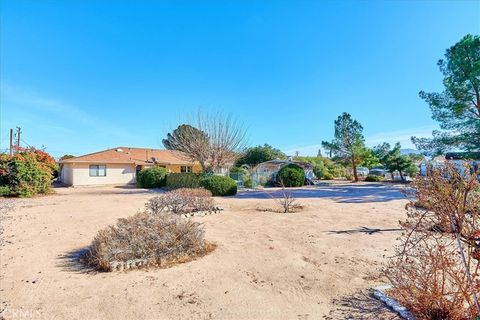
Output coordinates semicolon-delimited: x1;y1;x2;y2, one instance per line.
1;0;479;158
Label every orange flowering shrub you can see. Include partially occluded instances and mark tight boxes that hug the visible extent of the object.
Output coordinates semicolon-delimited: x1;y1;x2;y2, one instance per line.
0;148;57;197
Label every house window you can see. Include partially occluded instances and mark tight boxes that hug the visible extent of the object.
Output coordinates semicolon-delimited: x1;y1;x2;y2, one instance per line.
89;165;106;177
180;166;192;173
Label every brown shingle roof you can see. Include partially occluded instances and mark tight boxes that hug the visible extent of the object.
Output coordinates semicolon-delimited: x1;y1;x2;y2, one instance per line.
60;147;195;165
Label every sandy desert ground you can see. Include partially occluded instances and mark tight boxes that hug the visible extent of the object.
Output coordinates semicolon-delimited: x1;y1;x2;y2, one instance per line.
0;182;408;320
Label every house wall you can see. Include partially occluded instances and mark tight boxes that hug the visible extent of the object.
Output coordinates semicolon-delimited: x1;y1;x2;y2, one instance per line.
60;164;74;185
164;163;203;173
61;163;136;186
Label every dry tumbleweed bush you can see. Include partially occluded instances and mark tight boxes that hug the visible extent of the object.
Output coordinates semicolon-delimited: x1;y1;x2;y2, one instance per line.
145;188;216;214
85;211;213;271
385;162;480;320
276;189;302;213
85;189;218;271
275;178;302;213
258;188;302;213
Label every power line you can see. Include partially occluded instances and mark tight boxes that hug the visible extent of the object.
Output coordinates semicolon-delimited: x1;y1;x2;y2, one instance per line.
20;138;32;148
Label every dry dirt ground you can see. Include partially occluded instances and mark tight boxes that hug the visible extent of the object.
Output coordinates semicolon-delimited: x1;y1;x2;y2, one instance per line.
0;182;408;320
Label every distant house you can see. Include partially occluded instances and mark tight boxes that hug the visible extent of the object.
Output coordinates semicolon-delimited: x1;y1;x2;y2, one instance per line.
420;152;480;179
356;167;370;178
253;158;316;186
369;168;387;177
59;147;202;186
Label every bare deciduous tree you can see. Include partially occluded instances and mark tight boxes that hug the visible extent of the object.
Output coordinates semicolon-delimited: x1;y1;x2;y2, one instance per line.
164;111;247;173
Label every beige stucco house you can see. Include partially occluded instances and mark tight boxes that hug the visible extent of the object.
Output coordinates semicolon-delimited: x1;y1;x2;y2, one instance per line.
60;147;201;186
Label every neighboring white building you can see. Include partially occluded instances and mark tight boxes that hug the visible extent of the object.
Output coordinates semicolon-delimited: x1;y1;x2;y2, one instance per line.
420;152;480;179
253;159;316;186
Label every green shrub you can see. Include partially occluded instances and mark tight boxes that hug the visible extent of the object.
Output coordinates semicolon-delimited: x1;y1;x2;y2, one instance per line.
322;172;334;180
365;174;382;182
243;176;252;188
327;163;345;178
0;186;11;196
166;173;202;189
229;166;248;174
277;164;305;187
0;151;53;197
200;175;237;196
136;166;168;188
313;164;325;178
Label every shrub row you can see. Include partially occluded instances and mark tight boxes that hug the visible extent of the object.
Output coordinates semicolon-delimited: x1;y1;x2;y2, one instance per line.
137;169;237;196
166;173;202;189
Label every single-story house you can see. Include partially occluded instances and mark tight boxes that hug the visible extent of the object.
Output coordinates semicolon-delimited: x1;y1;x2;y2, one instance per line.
60;147;202;186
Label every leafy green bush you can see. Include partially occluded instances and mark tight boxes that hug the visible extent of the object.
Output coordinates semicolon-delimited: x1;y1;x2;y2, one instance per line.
243;176;252;188
166;173;202;189
0;186;11;196
365;174;383;182
322;172;334;180
136;166;168;188
327;163;345;178
200;175;237;196
229;166;248;174
313;164;325;178
277;164;305;187
0;150;54;197
293;156;326;179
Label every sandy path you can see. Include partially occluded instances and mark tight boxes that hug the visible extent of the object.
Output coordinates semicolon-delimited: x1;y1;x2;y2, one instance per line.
0;183;405;319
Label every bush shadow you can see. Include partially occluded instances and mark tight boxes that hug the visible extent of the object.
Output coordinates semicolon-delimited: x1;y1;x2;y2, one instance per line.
236;184;406;203
328;226;404;235
57;247;98;274
328;290;400;319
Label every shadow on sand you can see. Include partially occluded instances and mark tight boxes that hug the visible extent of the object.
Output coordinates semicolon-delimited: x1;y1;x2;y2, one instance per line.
328;226;405;235
328;290;399;319
57;247;98;274
235;183;406;203
52;184;166;196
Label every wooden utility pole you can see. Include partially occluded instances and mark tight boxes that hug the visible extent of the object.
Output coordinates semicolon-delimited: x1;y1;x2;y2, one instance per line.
9;128;13;156
16;127;21;151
